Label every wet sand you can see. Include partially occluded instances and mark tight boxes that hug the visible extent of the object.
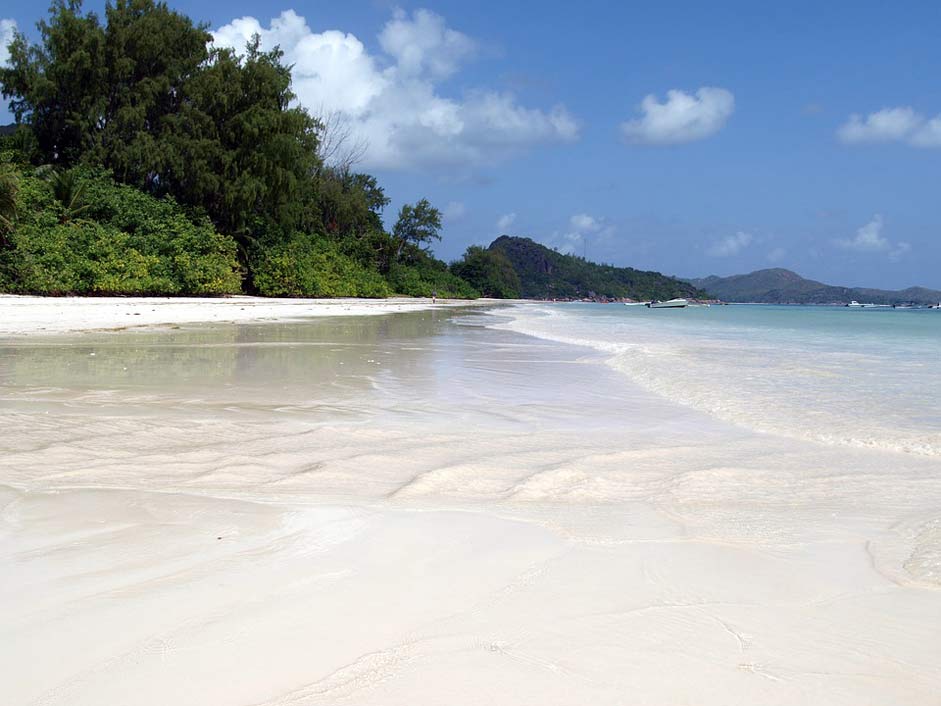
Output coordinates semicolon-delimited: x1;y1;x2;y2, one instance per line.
2;307;940;705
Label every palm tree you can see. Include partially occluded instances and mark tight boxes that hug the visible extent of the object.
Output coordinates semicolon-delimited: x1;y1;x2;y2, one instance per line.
46;168;89;222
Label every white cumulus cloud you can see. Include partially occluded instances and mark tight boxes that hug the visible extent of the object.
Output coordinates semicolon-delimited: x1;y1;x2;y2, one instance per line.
836;215;911;260
569;213;602;233
621;87;734;145
212;9;578;170
496;212;516;233
708;231;752;257
378;9;475;80
838;215;888;251
551;213;615;256
1;18;17;67
837;107;941;148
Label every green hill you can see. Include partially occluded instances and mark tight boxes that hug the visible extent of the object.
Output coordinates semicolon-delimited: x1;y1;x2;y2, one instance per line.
488;236;705;301
689;268;941;304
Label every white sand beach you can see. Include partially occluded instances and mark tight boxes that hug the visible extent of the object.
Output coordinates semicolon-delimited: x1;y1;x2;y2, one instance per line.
0;294;491;337
2;300;940;705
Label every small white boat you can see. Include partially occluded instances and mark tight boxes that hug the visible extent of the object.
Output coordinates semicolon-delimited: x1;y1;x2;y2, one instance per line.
623;301;648;306
847;301;889;308
647;298;688;309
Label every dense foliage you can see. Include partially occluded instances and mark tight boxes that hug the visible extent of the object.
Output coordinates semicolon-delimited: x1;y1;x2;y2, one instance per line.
388;255;479;299
252;232;390;298
0;1;319;238
0;165;240;294
489;236;703;301
0;0;478;299
0;1;701;303
450;246;521;298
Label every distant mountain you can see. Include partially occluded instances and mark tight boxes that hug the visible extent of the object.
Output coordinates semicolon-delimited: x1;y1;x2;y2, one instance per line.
688;268;941;305
489;236;705;301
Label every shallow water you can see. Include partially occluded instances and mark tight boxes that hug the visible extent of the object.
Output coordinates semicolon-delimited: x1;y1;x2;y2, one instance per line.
496;303;941;456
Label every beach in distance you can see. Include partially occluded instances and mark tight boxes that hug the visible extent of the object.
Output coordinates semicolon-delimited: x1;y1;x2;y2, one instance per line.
0;294;502;336
2;296;940;705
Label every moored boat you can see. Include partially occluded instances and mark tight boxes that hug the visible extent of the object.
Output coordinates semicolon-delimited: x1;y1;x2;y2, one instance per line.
647;298;688;309
847;301;890;308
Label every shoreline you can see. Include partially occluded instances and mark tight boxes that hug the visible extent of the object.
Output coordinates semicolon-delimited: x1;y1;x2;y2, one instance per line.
3;301;940;705
0;294;505;337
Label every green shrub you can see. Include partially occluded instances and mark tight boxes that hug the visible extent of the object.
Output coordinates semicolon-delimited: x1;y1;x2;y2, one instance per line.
387;256;479;299
8;221;178;294
253;233;392;298
0;168;241;295
78;171;241;294
5;221;96;293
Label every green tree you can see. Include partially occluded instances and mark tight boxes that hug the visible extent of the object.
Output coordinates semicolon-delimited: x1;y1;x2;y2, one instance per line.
0;0;106;166
0;1;487;300
316;168;396;273
0;0;210;176
451;245;520;298
1;4;321;246
95;0;212;186
392;198;441;261
159;37;321;244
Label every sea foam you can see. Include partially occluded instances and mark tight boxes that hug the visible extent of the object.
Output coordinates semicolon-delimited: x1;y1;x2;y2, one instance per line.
492;303;941;457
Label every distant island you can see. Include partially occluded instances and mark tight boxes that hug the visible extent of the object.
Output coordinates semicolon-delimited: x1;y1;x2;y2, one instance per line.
688;268;941;305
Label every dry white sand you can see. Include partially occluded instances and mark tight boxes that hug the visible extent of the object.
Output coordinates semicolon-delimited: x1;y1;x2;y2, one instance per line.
0;294;490;336
2;305;940;705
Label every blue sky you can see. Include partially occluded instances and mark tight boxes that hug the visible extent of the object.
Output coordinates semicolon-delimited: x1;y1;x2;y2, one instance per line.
2;0;940;289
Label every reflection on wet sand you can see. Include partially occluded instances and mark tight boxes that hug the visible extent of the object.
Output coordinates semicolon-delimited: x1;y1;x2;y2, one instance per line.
1;310;459;414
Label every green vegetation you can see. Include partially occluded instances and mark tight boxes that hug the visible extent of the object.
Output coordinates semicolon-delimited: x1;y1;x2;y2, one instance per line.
0;166;240;294
488;236;703;301
0;162;17;232
388;256;479;299
0;1;702;303
392;198;441;260
0;0;476;299
252;233;390;298
450;246;521;298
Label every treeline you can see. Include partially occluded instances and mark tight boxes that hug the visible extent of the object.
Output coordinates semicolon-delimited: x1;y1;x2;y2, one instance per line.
489;236;705;301
0;0;510;298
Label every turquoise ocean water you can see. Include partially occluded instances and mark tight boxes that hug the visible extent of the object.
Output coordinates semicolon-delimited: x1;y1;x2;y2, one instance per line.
497;303;941;457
